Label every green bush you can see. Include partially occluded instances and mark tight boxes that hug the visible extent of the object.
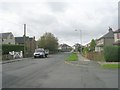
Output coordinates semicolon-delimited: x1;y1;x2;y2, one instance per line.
2;44;24;55
104;46;120;62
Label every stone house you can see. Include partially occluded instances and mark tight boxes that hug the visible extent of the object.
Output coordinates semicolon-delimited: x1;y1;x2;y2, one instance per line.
15;36;36;56
95;28;114;52
29;37;36;54
0;32;15;44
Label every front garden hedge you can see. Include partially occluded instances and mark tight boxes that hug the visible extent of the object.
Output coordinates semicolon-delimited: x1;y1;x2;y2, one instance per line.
104;46;120;62
2;44;24;55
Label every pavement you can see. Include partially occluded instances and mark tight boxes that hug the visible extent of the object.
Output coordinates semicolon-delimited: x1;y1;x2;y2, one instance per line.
65;53;96;67
2;53;119;88
0;57;32;64
66;53;119;66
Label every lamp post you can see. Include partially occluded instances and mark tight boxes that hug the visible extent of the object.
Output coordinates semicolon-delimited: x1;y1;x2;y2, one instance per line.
75;29;82;55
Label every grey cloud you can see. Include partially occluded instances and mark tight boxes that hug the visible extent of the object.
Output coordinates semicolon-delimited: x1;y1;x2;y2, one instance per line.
0;0;118;46
46;2;68;12
24;14;58;26
0;2;23;13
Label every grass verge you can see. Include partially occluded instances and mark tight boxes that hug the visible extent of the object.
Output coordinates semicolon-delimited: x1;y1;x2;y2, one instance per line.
102;64;120;69
66;53;78;61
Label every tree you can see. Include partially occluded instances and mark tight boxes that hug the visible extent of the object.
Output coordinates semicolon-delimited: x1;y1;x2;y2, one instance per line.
38;32;58;52
74;43;81;52
90;39;96;52
83;47;89;57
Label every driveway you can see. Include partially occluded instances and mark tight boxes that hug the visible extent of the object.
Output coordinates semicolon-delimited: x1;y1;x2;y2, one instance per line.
2;53;118;88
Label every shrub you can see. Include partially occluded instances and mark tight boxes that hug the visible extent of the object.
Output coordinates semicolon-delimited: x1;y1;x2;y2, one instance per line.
104;46;120;62
2;44;24;55
83;47;89;57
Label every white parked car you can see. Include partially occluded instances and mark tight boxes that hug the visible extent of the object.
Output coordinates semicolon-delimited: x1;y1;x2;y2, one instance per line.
33;48;49;58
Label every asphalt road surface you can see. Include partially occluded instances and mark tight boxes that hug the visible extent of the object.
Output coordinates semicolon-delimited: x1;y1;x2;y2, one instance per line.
2;53;118;88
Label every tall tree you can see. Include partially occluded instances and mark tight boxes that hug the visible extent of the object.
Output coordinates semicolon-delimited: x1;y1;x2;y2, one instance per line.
38;32;58;52
90;39;96;52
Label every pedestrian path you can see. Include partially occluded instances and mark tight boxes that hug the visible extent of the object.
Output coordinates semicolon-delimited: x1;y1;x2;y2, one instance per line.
65;53;101;68
77;53;90;61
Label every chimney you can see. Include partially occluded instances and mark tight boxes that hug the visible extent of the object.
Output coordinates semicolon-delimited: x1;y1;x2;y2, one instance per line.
24;24;26;36
33;36;35;40
108;27;112;32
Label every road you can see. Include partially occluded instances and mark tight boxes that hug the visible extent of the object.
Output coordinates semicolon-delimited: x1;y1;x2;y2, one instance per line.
2;53;118;88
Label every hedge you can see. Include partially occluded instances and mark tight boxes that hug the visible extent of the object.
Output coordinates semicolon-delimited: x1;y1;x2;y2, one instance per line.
104;46;120;62
2;44;24;55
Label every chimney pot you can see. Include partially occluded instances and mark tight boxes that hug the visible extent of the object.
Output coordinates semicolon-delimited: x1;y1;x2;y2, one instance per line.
109;27;112;32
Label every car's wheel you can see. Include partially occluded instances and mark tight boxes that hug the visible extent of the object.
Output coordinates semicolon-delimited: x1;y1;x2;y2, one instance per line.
41;55;43;58
45;55;47;58
34;56;36;58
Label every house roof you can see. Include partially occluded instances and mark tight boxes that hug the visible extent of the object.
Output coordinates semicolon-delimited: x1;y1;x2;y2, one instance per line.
29;38;34;41
98;28;114;40
0;32;12;39
114;29;120;33
73;43;82;47
15;37;24;44
15;36;35;44
59;44;71;47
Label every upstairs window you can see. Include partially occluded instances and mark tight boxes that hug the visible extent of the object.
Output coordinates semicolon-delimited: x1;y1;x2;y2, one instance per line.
10;34;13;39
2;38;4;42
117;33;120;39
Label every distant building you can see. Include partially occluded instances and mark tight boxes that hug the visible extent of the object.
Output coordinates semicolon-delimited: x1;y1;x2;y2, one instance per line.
58;44;72;52
29;37;37;54
15;37;25;45
85;42;90;48
95;27;114;52
73;43;82;52
0;32;15;44
113;29;120;46
15;36;36;56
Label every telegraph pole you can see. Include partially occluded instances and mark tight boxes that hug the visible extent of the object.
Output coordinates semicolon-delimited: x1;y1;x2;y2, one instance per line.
24;24;26;58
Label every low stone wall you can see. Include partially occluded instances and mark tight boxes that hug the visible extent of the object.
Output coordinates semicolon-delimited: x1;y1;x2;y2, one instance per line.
85;52;105;61
2;54;13;60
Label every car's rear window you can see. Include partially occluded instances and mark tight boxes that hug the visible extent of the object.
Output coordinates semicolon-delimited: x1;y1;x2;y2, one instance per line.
36;50;44;52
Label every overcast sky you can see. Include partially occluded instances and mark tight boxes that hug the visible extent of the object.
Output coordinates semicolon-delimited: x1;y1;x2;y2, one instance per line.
0;0;119;46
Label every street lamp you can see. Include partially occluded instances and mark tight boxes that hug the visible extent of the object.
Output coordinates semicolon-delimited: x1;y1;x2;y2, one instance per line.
75;29;82;55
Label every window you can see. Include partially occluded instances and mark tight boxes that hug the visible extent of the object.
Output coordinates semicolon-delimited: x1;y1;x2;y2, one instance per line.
117;33;120;39
2;38;4;42
10;34;13;39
